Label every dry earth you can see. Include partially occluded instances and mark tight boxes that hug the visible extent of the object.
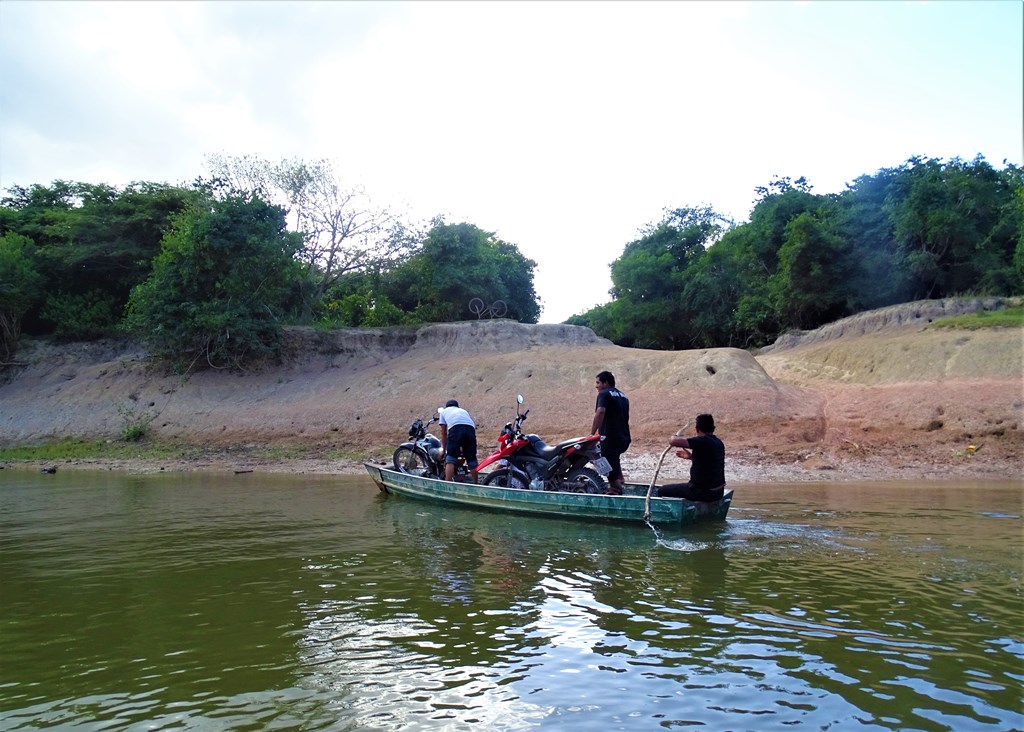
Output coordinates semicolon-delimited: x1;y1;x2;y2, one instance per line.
1;298;1021;484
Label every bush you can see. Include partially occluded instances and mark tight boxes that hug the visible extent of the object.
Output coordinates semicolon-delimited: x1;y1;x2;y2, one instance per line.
41;291;118;341
125;193;304;371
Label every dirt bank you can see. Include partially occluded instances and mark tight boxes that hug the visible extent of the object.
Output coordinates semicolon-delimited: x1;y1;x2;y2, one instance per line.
1;299;1021;483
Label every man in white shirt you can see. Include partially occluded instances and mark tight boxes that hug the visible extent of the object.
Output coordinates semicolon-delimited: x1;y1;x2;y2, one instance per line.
438;399;479;483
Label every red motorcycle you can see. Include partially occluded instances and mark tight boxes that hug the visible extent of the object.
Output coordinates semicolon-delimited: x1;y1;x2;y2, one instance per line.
477;395;610;493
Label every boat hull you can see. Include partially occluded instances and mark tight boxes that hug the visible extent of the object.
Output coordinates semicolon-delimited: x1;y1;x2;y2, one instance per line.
364;463;731;527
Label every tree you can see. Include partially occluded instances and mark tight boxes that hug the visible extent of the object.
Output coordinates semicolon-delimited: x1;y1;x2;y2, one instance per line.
125;193;304;371
0;233;44;361
770;212;852;329
206;155;417;318
832;167;909;310
886;156;1016;299
729;185;824;345
679;229;751;348
1014;184;1024;288
1;181;198;338
382;222;540;323
597;206;732;348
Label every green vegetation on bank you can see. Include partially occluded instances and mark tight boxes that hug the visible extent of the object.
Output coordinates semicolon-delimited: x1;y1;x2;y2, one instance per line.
930;305;1024;330
0;438;203;462
569;159;1022;349
2;154;1020;369
0;439;369;465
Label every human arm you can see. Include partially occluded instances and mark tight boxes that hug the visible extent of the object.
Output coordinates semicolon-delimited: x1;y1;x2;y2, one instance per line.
669;434;692;460
591;406;606;435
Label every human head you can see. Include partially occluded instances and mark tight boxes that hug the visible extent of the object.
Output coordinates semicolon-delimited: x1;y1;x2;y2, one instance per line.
695;413;715;434
445;399;459;408
596;370;615;388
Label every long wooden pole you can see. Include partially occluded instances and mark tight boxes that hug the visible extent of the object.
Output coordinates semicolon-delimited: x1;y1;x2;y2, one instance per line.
644;422;688;522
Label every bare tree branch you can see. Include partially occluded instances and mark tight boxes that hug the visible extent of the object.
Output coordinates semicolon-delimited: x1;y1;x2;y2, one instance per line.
205;155;420;318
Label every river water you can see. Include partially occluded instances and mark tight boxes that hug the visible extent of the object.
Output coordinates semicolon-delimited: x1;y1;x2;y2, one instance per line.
0;470;1020;731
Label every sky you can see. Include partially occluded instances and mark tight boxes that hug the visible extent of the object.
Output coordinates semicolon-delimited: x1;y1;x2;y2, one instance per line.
1;1;1021;323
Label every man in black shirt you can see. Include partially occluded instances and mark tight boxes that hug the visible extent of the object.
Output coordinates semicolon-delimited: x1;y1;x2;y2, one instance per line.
657;413;726;501
591;370;631;494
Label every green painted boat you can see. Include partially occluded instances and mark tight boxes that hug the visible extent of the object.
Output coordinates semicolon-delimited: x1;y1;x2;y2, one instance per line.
364;463;732;527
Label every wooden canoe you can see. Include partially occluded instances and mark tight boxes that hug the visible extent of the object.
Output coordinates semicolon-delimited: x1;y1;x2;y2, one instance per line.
364;463;732;527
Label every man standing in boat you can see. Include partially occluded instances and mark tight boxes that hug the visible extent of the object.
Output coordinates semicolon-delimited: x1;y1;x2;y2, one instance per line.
657;413;726;501
438;399;480;483
591;370;631;495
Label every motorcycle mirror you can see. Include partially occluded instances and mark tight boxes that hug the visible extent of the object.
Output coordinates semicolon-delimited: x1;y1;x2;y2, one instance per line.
516;394;524;405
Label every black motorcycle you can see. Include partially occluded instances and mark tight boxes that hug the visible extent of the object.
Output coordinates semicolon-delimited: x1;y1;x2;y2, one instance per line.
392;415;470;480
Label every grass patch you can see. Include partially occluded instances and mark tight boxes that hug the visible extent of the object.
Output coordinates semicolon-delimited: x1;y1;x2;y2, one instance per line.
0;439;373;465
929;306;1024;330
0;439;206;462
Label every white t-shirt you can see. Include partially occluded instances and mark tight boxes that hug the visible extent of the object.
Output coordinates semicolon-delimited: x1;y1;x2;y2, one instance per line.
438;406;475;429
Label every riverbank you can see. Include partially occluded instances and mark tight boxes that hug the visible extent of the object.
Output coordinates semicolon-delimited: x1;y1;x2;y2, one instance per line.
2;298;1021;484
3;439;1018;484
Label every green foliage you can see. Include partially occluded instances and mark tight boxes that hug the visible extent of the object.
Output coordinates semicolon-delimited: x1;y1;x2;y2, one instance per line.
125;193;304;371
317;291;412;328
602;206;732;348
0;232;44;361
0;438;181;462
831;167;909;309
41;291;119;341
886;156;1017;299
0;438;370;465
770;212;851;329
4;152;1018;355
577;155;1021;350
1;181;198;339
928;305;1024;330
382;222;541;324
117;402;155;442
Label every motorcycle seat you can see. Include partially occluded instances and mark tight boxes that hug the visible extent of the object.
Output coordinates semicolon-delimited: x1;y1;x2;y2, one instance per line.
526;434;562;460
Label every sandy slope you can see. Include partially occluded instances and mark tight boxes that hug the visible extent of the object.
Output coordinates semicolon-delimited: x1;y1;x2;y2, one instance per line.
1;299;1021;482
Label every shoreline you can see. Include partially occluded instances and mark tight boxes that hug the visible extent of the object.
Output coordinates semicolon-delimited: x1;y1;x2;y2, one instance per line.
4;444;1019;484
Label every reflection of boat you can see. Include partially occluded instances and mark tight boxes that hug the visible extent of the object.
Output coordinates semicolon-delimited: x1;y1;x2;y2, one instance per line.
364;463;732;527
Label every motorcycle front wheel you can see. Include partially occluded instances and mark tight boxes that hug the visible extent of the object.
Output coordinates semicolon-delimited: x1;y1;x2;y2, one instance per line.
393;446;435;477
565;466;607;494
483;469;529;490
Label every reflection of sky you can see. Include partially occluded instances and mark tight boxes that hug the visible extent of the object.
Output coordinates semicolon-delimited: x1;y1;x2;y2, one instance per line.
297;565;551;729
292;504;1024;731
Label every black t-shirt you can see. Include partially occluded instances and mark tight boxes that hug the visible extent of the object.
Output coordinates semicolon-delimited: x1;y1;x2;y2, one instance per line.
688;434;725;491
596;387;630;450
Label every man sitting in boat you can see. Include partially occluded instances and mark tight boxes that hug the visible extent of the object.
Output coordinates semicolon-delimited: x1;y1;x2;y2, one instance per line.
657;414;726;501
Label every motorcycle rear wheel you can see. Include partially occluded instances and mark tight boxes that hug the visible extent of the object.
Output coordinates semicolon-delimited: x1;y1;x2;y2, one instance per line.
565;466;607;493
393;446;435;477
483;468;529;490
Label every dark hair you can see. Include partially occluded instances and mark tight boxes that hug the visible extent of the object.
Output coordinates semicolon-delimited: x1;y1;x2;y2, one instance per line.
445;399;459;408
596;370;615;388
695;413;715;433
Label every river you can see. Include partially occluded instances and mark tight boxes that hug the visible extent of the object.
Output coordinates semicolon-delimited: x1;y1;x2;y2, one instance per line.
0;470;1020;731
